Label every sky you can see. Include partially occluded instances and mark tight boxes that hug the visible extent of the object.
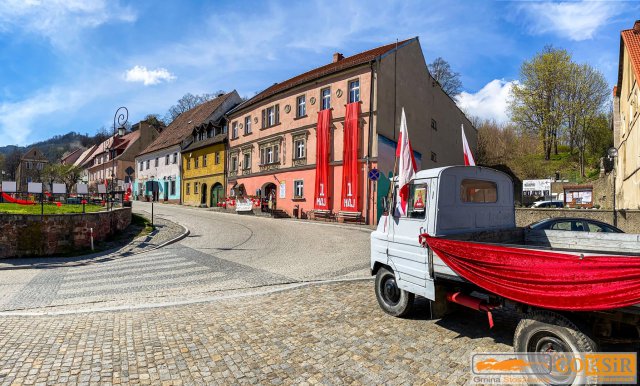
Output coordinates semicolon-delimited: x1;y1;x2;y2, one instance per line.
0;0;639;147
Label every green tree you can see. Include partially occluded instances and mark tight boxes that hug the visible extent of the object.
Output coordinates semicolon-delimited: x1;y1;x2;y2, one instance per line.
509;46;572;160
42;164;84;192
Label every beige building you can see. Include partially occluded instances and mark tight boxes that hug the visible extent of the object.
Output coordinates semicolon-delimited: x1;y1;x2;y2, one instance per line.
614;20;640;209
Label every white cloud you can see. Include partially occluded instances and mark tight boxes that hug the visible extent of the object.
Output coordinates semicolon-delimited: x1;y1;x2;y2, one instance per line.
517;1;622;41
0;0;136;48
455;79;516;124
124;66;176;86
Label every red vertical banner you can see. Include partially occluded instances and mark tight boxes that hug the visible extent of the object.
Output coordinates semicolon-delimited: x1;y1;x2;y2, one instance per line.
341;102;360;212
314;109;332;210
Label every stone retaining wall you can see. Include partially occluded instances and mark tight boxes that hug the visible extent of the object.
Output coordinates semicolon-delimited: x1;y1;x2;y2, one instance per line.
515;208;640;234
0;208;132;258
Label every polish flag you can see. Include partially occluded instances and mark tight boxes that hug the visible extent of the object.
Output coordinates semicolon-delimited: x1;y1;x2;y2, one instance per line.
462;124;475;166
395;108;417;216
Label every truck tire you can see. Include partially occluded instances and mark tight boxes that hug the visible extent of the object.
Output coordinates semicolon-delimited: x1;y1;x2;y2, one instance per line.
514;310;598;386
374;267;414;317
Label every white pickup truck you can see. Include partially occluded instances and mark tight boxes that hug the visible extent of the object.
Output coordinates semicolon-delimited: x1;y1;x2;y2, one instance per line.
371;166;639;385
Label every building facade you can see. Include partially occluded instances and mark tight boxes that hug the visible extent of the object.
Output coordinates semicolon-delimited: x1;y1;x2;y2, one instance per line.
614;20;640;210
86;120;162;193
15;148;49;191
181;124;227;207
226;38;475;224
135;91;241;203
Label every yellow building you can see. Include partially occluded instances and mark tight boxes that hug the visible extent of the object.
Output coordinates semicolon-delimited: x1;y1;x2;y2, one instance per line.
181;123;227;207
614;20;640;210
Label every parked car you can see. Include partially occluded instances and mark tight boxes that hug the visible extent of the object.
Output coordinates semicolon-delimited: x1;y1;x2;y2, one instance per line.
530;200;563;208
527;217;623;233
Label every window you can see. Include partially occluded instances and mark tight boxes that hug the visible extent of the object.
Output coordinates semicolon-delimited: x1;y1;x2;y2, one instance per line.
155;158;159;167
215;152;220;164
203;154;207;167
460;179;498;203
406;183;428;219
36;163;43;170
244;116;252;135
231;156;238;171
170;180;176;196
146;160;150;170
431;119;437;130
186;158;191;170
294;138;305;159
243;153;251;170
194;182;199;194
348;80;360;103
294;180;304;198
173;153;178;164
260;144;280;165
139;162;143;171
321;88;331;110
431;152;437;162
232;121;238;139
296;95;306;117
165;155;170;165
26;162;32;170
194;156;199;168
186;183;190;195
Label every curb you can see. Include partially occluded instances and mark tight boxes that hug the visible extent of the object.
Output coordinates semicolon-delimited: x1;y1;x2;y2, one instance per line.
0;216;190;271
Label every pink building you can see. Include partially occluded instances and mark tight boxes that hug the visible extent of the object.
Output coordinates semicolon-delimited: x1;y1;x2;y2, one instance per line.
227;38;475;225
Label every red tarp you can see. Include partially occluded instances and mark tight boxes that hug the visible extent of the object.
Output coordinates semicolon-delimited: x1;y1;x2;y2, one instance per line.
2;192;36;205
314;109;331;211
420;234;640;311
340;102;360;212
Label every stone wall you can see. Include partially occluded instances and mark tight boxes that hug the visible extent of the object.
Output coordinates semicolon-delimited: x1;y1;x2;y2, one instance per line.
515;208;640;234
0;208;131;258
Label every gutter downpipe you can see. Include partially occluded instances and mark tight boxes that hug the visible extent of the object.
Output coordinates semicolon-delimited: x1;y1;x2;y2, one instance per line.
365;60;376;226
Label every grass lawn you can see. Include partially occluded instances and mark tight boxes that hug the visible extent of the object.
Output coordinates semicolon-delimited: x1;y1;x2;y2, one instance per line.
0;202;105;215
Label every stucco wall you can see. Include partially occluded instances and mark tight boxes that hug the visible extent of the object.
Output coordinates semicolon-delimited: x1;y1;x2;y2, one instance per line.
0;208;132;258
135;145;182;202
515;208;640;234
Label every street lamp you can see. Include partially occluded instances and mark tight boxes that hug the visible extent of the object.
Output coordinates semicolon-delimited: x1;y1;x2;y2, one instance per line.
607;147;618;227
111;107;128;210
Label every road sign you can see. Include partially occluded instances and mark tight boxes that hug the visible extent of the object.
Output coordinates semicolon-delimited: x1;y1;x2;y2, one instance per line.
368;168;380;181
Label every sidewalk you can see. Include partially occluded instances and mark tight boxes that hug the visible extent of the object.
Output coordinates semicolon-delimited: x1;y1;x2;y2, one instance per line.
0;214;188;270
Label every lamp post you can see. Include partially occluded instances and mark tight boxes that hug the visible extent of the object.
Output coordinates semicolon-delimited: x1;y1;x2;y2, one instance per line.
607;147;618;227
111;107;128;211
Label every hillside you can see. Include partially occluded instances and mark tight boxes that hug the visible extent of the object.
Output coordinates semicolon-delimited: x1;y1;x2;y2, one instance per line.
0;132;97;163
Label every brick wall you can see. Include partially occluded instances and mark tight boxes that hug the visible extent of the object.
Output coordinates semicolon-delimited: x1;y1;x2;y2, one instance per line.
0;208;132;258
515;208;640;234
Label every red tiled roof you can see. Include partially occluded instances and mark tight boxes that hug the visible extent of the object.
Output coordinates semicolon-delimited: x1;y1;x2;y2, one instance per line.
139;92;237;156
617;20;640;96
232;38;416;114
113;130;140;151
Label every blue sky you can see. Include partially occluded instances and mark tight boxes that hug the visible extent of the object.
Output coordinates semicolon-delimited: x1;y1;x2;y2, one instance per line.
0;0;638;147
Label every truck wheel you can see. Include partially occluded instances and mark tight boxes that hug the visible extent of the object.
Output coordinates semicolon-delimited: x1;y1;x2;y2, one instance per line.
514;310;598;386
374;267;414;317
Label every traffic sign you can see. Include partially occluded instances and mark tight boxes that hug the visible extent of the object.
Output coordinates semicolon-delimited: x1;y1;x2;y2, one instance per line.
368;168;380;181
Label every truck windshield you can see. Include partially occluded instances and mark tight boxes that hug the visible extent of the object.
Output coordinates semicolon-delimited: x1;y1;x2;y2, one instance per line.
460;179;497;203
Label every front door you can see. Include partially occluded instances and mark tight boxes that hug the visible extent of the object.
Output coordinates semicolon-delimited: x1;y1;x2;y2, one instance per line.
388;178;435;300
164;181;169;201
201;183;208;206
210;184;224;207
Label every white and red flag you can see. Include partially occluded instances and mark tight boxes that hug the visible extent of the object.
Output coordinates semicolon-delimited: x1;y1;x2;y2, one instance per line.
462;124;475;166
395;108;417;216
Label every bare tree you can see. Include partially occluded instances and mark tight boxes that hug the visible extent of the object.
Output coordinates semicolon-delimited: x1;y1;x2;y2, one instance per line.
164;91;226;124
428;57;463;96
5;149;22;180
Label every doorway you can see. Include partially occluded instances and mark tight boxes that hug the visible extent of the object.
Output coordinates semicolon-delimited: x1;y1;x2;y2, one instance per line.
201;183;208;206
164;181;169;201
262;182;277;213
211;183;224;207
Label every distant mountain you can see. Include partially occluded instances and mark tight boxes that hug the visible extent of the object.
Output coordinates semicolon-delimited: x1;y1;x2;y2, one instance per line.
0;132;98;163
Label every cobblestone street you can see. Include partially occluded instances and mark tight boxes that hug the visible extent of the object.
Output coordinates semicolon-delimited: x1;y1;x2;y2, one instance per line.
0;281;515;385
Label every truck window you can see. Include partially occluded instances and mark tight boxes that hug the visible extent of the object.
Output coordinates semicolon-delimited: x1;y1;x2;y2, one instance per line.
460;179;497;203
407;183;427;219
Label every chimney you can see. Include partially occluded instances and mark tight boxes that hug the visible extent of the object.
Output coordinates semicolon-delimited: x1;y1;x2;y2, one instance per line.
217;92;224;97
332;52;344;63
635;20;640;32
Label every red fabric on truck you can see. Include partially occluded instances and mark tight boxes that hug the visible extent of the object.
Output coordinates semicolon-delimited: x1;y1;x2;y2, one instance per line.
420;234;640;311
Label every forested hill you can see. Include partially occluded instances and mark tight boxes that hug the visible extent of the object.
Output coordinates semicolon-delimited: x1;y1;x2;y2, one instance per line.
0;132;98;163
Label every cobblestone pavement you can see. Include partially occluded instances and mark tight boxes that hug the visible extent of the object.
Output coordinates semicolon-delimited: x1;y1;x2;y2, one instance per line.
0;281;517;385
